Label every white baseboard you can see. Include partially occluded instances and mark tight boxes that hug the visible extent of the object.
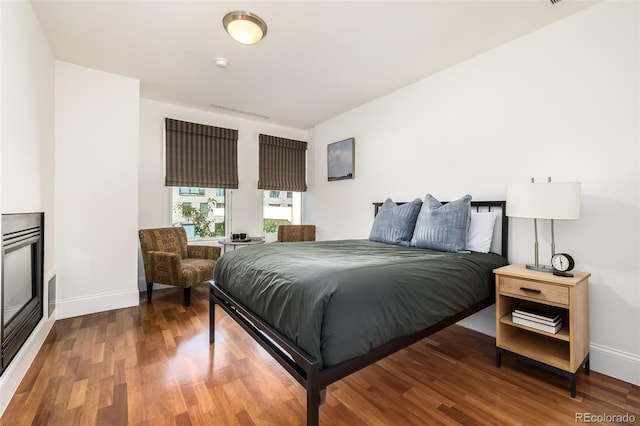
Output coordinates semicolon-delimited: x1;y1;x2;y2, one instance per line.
589;343;640;386
55;289;139;319
0;313;55;417
458;307;640;387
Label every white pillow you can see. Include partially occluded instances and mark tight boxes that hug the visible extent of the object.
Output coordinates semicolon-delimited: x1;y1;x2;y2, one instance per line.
466;212;497;253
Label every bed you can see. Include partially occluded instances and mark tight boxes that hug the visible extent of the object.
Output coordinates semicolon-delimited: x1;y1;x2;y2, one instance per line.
209;199;508;425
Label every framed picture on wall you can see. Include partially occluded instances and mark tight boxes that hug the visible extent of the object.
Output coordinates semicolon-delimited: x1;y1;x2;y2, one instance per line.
327;138;355;181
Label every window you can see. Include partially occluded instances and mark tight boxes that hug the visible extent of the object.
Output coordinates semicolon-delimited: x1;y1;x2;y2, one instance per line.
263;190;301;237
171;188;225;238
257;134;306;240
165;118;238;239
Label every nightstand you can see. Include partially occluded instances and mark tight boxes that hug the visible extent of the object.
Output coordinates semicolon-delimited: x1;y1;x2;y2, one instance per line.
494;264;590;397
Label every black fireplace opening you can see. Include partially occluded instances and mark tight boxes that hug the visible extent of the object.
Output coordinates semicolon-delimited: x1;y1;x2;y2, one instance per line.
1;212;44;376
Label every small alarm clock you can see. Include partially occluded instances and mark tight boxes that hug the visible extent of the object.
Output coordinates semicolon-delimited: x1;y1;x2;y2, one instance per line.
551;253;575;272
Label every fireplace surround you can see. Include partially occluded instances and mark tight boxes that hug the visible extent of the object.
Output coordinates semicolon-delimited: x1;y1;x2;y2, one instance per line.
1;212;44;376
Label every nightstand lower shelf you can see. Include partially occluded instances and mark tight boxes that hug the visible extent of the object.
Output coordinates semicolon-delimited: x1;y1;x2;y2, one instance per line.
496;347;590;398
499;330;570;370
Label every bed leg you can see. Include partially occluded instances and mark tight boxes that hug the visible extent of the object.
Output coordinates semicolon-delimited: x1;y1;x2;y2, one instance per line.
306;369;320;426
306;389;320;426
209;288;215;344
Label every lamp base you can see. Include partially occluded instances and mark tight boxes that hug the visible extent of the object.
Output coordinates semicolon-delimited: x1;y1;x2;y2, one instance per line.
525;264;555;273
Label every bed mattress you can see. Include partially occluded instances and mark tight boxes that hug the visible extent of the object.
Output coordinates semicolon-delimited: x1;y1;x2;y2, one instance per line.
213;239;508;368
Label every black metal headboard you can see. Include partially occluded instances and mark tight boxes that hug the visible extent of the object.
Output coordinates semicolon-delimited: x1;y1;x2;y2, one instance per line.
373;200;508;259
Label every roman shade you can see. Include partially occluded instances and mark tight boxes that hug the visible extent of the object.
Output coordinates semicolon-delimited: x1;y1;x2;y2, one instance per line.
165;118;239;188
257;134;307;192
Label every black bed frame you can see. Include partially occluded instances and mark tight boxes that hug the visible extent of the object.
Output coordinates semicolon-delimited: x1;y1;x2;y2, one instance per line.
210;200;508;425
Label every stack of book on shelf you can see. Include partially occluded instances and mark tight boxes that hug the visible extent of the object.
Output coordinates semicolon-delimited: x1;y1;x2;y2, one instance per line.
512;307;562;334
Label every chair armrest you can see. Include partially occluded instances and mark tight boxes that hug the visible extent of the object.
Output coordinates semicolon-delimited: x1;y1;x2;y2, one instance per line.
149;251;182;285
187;245;221;260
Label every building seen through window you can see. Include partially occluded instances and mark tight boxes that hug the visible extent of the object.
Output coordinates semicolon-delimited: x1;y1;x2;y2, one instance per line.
179;187;205;196
263;190;301;238
171;187;225;238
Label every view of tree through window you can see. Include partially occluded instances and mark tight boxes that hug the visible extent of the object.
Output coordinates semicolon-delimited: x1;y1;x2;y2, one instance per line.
263;190;301;238
172;187;225;238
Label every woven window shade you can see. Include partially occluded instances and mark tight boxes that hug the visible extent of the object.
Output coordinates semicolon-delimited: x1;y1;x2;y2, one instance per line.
258;134;307;192
165;118;238;188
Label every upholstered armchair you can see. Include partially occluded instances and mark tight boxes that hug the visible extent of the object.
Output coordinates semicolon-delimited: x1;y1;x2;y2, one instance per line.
276;225;316;242
138;227;221;306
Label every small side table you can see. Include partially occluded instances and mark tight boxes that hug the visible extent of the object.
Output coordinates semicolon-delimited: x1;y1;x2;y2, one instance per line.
494;264;590;397
218;238;265;253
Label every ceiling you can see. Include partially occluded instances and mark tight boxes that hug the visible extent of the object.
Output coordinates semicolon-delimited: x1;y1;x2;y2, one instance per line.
31;0;597;130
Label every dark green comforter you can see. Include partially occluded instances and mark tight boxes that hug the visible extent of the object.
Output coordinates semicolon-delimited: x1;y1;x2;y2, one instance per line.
213;239;508;368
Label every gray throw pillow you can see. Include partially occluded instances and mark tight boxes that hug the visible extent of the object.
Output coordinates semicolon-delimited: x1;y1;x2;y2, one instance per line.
411;194;472;252
369;198;423;246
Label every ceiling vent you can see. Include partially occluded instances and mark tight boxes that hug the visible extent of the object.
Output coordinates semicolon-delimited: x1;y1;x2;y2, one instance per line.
208;104;270;119
550;0;562;4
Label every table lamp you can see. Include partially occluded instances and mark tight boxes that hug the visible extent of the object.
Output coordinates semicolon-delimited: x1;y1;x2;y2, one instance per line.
506;177;581;272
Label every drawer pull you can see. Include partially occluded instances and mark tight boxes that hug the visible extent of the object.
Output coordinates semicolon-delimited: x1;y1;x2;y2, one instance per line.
519;287;542;294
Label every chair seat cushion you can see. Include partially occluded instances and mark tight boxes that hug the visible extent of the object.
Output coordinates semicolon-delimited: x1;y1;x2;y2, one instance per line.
181;258;216;286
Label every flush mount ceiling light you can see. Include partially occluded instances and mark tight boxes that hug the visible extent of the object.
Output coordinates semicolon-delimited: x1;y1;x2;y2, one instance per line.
223;11;267;45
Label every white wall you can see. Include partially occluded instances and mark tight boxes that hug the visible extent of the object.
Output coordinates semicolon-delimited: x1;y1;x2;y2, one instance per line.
309;1;639;385
55;61;140;318
0;0;56;415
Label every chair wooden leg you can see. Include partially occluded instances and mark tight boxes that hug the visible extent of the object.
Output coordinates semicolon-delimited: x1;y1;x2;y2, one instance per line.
184;287;191;307
146;282;153;301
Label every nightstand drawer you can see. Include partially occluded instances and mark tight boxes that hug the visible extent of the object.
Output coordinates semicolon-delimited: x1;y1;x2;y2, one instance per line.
499;277;569;305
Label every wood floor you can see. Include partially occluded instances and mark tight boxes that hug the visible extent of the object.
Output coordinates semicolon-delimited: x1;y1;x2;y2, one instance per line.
2;285;638;426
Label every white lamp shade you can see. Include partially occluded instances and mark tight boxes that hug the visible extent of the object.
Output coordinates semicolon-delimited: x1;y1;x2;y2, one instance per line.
506;182;581;220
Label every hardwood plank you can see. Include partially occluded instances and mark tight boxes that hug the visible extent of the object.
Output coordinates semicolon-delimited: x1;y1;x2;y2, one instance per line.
1;284;639;425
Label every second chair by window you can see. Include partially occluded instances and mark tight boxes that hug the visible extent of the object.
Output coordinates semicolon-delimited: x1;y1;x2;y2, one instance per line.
276;225;316;242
